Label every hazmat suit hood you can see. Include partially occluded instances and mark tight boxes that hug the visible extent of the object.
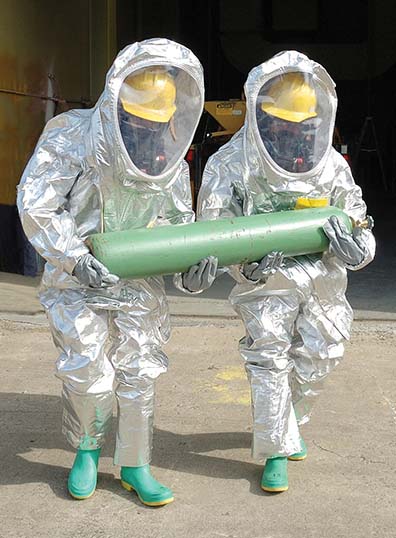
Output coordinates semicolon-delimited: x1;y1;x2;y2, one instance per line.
243;50;337;195
91;38;204;190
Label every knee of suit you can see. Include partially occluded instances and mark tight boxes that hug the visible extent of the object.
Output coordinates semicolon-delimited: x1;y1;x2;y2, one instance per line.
240;331;294;359
114;351;169;384
292;355;341;385
55;352;114;389
245;357;293;377
61;374;115;395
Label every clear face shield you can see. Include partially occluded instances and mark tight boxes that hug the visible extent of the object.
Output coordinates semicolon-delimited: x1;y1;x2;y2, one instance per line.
256;72;332;174
118;65;202;177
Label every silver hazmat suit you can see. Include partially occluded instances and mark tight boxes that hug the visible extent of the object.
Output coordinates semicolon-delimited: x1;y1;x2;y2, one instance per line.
17;38;204;466
198;51;375;461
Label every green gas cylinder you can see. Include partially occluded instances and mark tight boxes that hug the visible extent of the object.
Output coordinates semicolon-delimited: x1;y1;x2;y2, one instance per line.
88;207;351;279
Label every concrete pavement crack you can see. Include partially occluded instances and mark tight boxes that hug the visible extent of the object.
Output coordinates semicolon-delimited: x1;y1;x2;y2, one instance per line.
312;440;345;458
312;440;388;466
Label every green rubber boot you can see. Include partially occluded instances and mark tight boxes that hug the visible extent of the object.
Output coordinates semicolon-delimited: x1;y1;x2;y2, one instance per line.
120;465;174;507
288;438;308;461
261;456;288;493
68;448;101;500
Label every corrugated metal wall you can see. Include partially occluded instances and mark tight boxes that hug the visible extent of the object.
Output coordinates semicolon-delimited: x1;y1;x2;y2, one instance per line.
0;0;116;272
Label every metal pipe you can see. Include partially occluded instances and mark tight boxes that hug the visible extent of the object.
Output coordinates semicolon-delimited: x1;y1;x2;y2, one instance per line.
0;87;90;106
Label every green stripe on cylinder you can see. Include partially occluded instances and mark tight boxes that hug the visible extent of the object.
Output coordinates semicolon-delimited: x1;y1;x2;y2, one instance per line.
88;207;351;279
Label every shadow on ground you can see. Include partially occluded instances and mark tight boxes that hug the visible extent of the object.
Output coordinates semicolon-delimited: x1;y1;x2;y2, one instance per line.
0;393;265;501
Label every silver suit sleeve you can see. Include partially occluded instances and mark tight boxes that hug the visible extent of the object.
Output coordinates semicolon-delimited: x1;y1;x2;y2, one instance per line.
330;150;376;270
17;113;89;274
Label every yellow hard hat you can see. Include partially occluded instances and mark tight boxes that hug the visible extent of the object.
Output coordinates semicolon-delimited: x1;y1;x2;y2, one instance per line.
261;72;317;123
120;68;177;123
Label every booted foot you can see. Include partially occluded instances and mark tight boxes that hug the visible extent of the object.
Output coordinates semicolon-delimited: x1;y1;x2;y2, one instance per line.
288;438;308;461
121;465;174;507
68;448;101;500
261;457;288;493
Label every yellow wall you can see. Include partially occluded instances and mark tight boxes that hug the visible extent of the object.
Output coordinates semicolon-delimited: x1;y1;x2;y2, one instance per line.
0;0;116;205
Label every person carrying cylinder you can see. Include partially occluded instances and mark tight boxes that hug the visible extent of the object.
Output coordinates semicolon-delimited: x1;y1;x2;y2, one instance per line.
196;51;375;492
17;38;216;506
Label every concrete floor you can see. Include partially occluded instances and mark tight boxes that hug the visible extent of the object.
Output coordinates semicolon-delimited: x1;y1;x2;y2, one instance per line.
0;315;396;538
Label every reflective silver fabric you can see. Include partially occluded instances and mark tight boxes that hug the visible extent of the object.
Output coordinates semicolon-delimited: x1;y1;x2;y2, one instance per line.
198;50;375;461
18;38;204;466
